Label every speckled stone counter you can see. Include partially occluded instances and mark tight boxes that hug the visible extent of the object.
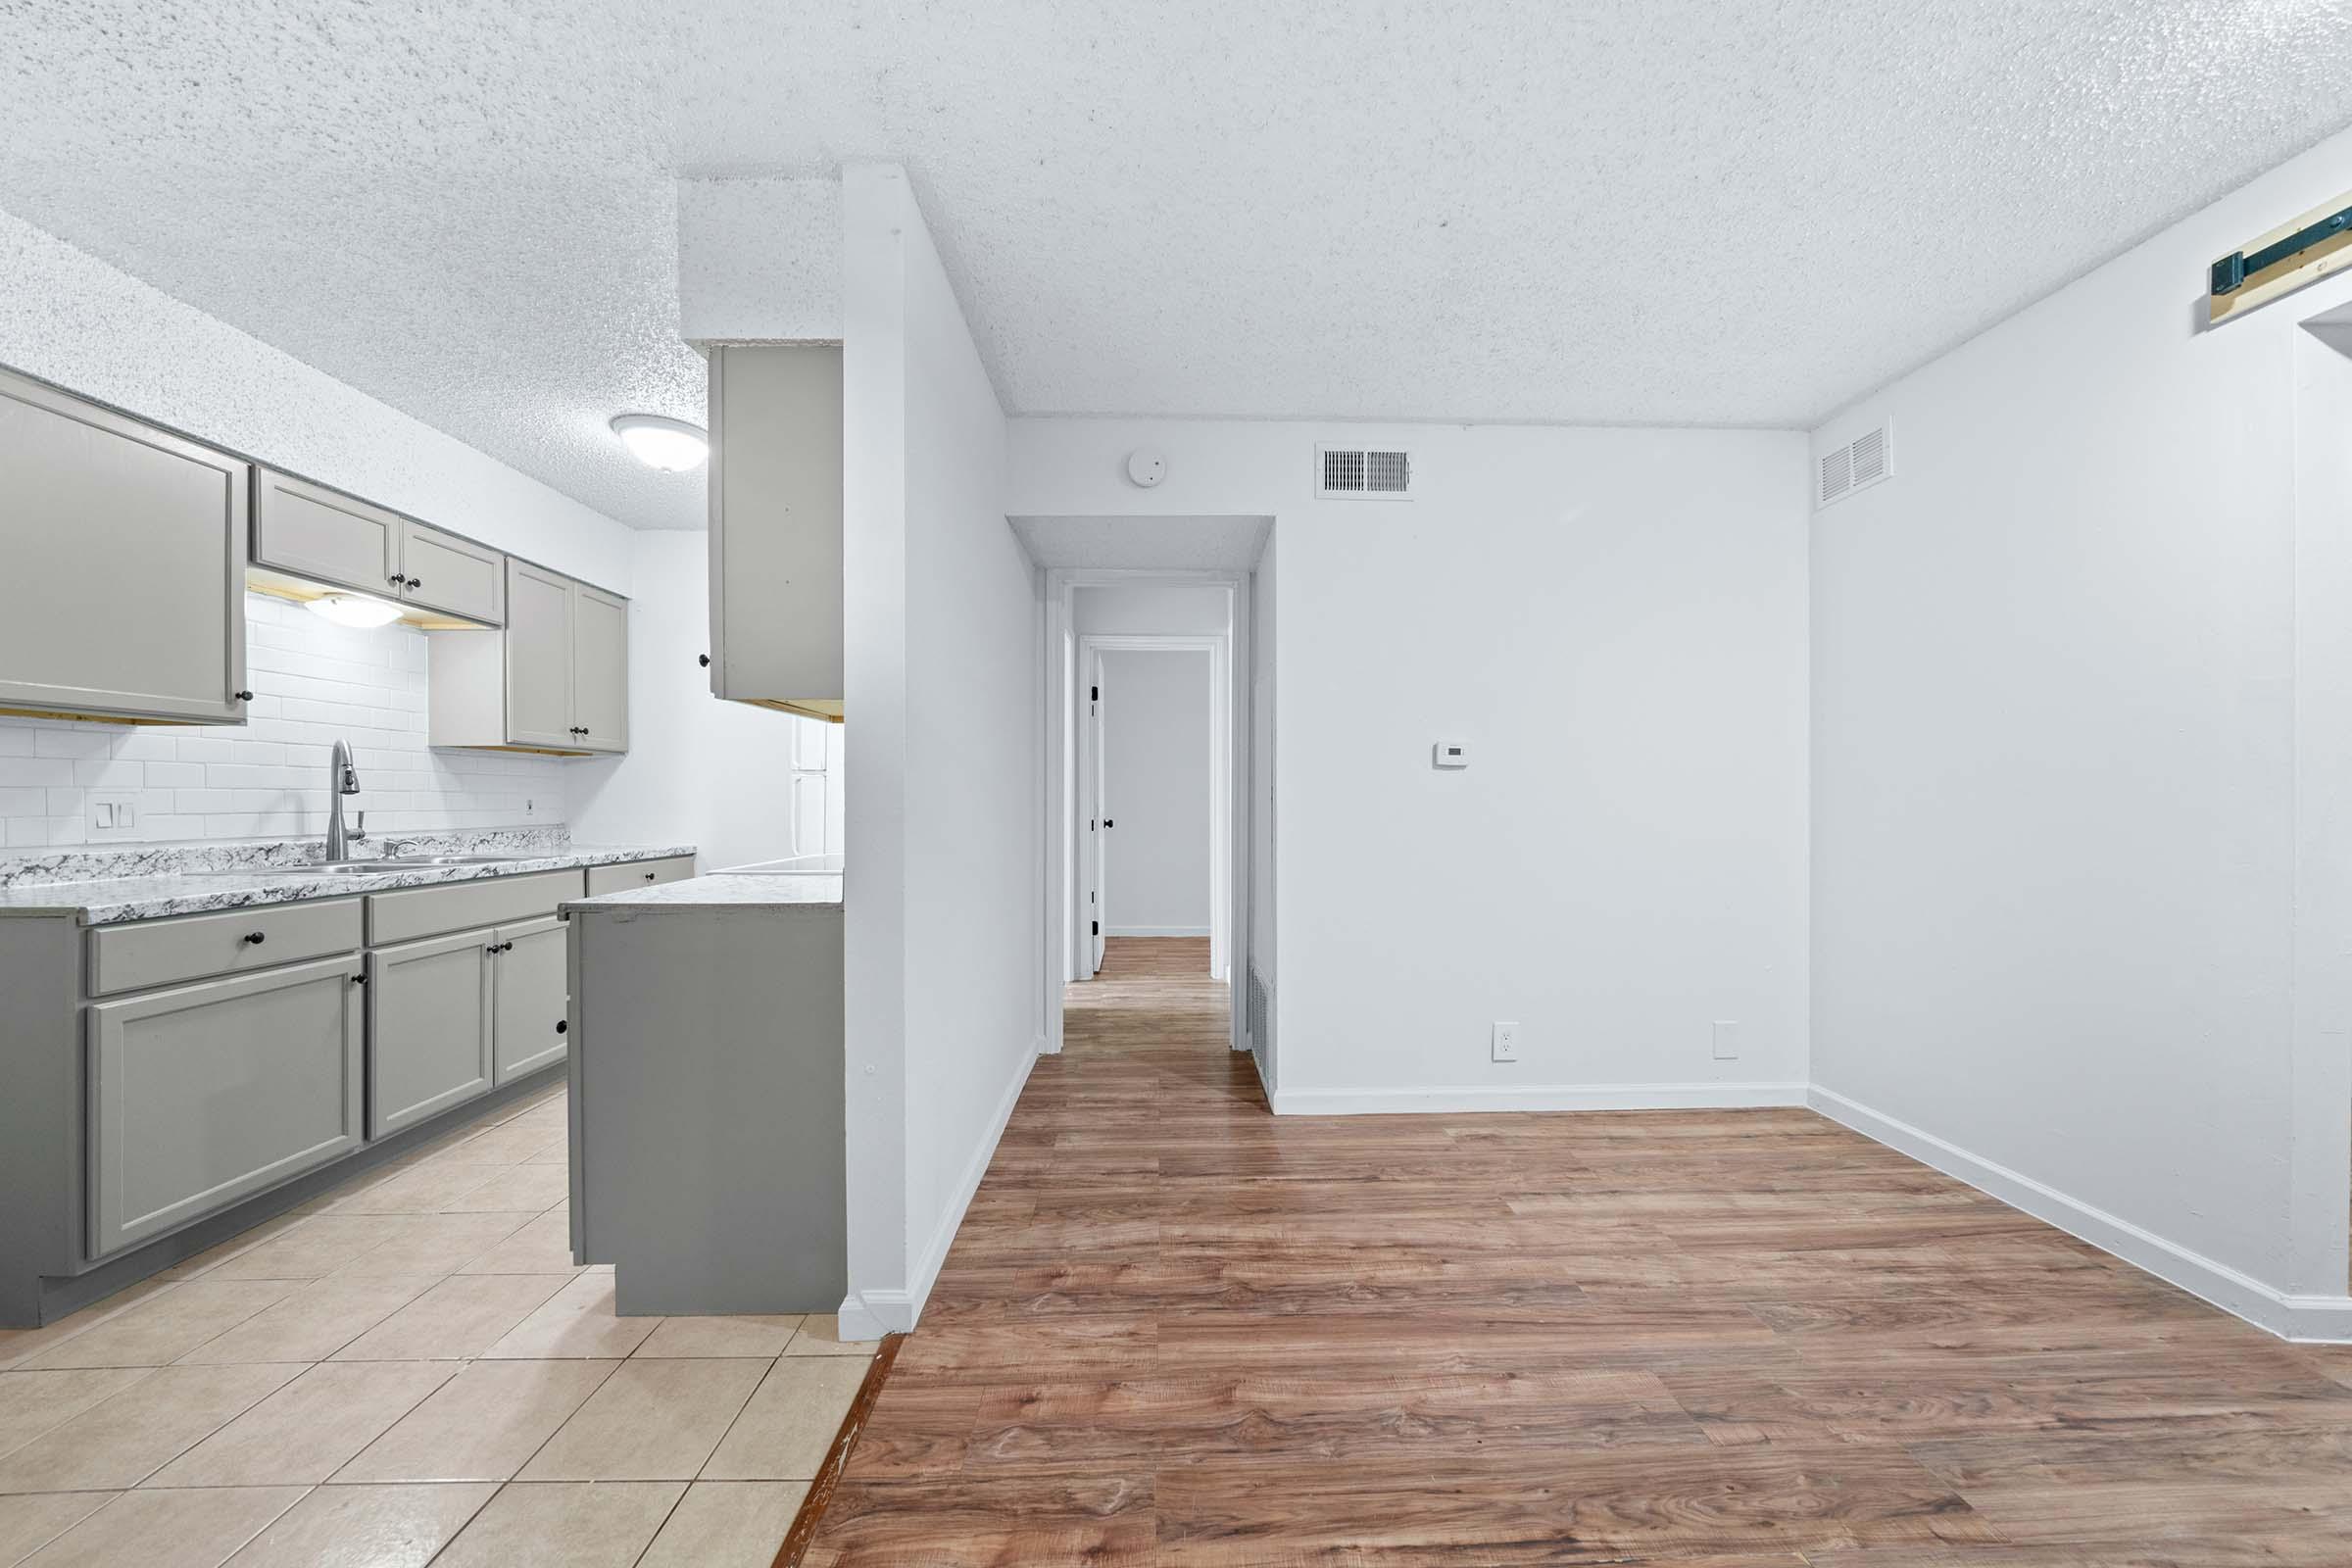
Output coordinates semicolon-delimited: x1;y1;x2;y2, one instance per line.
0;829;698;924
563;871;844;913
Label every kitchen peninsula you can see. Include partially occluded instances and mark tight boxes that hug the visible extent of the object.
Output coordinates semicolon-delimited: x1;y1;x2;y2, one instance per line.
563;858;846;1316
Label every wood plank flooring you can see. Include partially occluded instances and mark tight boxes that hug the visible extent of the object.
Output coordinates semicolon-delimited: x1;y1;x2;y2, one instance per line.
807;938;2352;1565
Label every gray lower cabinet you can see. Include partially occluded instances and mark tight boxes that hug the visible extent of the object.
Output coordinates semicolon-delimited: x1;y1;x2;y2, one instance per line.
492;915;568;1083
367;928;495;1139
86;955;364;1258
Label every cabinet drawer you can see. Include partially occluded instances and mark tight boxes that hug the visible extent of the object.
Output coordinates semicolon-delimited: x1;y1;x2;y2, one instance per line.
87;954;364;1257
367;869;584;947
88;898;363;998
583;856;697;897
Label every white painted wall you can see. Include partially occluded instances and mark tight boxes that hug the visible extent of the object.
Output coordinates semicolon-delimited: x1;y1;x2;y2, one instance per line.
0;205;640;848
1010;419;1811;1112
565;531;837;868
1099;649;1212;937
1074;581;1231;635
840;168;1036;1335
1807;122;2352;1339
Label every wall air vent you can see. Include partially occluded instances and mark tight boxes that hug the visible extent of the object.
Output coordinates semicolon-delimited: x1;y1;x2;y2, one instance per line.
1816;420;1892;510
1316;444;1413;500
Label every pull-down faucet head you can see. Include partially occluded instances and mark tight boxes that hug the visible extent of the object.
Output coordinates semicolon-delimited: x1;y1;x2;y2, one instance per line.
326;738;363;860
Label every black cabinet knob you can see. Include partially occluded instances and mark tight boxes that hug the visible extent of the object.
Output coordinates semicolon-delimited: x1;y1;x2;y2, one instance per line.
408;576;421;589
643;870;656;880
243;931;266;945
1103;818;1114;828
698;654;710;667
555;1019;568;1035
389;572;405;585
233;690;254;703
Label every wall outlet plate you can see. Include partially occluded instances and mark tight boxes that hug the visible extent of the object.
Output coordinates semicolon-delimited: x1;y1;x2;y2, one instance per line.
1712;1020;1740;1060
1492;1020;1520;1062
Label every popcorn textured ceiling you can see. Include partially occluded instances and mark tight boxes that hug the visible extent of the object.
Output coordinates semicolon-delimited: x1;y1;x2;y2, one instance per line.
4;1;2351;529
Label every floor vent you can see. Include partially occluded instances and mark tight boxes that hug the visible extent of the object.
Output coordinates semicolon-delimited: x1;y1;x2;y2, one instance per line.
1817;421;1892;510
1317;445;1413;500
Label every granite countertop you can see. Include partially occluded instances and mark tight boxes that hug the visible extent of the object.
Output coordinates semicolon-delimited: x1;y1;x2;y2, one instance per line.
0;834;698;925
564;872;845;912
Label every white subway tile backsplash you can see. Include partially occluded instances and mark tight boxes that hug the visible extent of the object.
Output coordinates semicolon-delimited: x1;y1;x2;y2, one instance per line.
0;593;569;848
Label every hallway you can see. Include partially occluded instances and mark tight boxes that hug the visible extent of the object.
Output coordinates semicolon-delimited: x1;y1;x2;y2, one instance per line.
804;939;2352;1564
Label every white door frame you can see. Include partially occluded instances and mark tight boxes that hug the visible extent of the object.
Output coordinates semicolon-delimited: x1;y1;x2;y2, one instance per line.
1079;633;1228;969
1039;568;1251;1056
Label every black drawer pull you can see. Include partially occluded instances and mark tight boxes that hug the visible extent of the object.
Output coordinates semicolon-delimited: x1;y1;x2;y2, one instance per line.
243;931;266;945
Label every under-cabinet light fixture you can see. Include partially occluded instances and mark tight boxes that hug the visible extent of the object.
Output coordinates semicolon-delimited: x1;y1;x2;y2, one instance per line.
306;592;404;628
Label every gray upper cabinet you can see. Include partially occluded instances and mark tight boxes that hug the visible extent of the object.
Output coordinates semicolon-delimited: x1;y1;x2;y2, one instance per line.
505;561;576;749
252;469;404;600
428;558;627;756
708;343;843;723
0;367;250;725
86;955;364;1257
252;467;504;628
398;519;503;624
367;928;495;1139
570;582;628;753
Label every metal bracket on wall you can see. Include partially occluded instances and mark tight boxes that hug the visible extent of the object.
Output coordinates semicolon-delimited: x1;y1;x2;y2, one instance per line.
2208;188;2352;324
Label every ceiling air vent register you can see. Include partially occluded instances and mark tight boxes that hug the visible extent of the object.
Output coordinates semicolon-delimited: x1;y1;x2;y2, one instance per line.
1816;420;1892;511
1316;445;1412;500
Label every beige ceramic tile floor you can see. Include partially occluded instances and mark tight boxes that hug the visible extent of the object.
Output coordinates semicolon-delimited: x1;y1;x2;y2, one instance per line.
0;1082;875;1567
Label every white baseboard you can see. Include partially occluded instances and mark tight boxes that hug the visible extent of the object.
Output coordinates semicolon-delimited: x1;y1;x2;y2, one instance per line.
1271;1080;1807;1115
1809;1085;2352;1345
837;1042;1037;1340
1104;924;1210;937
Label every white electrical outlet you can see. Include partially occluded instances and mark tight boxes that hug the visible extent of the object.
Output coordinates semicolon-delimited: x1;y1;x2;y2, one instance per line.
1491;1020;1521;1063
1712;1020;1740;1060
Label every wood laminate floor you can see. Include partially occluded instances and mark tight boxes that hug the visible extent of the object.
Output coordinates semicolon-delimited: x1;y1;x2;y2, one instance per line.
807;937;2352;1566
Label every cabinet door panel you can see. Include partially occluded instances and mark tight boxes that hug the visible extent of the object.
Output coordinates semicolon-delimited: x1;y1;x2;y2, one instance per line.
367;929;493;1139
493;915;568;1083
87;956;364;1257
503;561;574;749
252;469;403;599
570;583;628;753
0;368;248;723
399;521;503;624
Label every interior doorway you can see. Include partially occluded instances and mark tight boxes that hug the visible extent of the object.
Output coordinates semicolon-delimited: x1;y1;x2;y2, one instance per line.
1023;540;1267;1061
1077;636;1223;979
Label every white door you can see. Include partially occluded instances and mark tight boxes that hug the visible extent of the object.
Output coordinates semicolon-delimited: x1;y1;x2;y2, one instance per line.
1084;649;1107;977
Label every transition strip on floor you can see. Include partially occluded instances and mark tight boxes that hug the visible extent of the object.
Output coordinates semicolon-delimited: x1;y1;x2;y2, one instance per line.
772;1329;907;1567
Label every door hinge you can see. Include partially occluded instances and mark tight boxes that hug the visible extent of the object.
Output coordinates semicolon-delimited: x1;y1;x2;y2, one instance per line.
1091;919;1100;936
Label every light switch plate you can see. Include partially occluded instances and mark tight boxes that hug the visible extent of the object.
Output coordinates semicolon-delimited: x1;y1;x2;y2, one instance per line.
89;793;136;837
1712;1020;1740;1060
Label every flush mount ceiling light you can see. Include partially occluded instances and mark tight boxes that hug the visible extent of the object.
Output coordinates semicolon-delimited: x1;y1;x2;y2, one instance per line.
306;592;404;628
610;413;709;471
